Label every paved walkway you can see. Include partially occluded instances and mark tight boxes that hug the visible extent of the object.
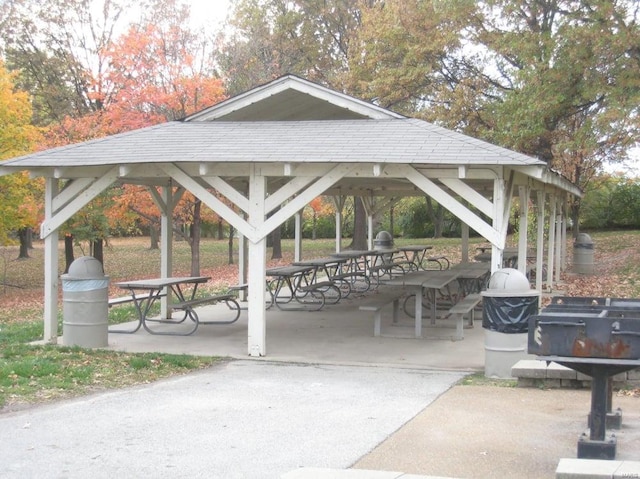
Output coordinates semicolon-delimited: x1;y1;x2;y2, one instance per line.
0;360;464;479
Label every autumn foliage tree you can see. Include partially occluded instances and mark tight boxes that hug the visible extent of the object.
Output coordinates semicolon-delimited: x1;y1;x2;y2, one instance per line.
0;61;42;256
2;0;227;273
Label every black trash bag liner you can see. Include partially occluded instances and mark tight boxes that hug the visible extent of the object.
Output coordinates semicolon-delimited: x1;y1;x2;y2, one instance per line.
482;295;539;334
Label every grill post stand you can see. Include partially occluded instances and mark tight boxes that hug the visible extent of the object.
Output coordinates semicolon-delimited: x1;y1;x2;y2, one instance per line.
552;358;639;460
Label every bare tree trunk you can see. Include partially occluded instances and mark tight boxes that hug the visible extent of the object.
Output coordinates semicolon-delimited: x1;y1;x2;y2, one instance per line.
17;228;30;259
312;211;317;240
571;198;580;238
91;239;104;265
149;225;159;250
349;197;368;250
217;219;224;240
426;196;444;238
228;224;235;265
64;234;75;273
271;224;282;259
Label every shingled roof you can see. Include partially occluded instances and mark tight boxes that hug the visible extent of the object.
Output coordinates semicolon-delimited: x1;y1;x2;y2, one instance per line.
1;118;545;168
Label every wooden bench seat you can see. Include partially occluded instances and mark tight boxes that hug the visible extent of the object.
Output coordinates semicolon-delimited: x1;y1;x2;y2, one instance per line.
446;294;482;340
358;288;406;336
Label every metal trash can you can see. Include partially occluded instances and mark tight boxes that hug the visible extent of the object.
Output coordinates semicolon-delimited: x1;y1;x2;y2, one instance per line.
481;268;539;378
573;233;594;275
62;256;109;348
374;231;393;249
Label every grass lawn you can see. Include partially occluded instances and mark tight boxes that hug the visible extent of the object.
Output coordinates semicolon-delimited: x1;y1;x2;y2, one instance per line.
1;231;640;411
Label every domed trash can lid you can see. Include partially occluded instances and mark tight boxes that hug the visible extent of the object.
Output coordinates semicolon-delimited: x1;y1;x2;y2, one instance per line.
374;231;394;249
67;256;105;279
487;267;530;291
574;233;594;248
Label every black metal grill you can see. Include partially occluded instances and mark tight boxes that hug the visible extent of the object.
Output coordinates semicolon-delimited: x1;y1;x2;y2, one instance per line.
528;296;640;460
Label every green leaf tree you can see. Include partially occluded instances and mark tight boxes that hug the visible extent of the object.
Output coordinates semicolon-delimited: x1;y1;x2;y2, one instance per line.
347;0;640;233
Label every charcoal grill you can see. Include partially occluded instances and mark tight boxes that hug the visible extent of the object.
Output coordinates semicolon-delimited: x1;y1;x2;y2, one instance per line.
528;296;640;460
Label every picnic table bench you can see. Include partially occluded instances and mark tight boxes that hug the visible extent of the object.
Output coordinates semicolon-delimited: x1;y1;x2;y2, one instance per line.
111;276;240;336
357;287;406;336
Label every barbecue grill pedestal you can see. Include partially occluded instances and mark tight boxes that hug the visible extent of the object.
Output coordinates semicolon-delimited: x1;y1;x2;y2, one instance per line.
539;356;640;460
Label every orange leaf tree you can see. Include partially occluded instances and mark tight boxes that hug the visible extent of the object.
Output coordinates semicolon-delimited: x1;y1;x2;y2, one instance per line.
0;60;43;256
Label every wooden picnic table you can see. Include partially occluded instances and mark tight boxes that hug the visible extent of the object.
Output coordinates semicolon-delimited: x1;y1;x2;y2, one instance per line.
386;270;459;338
450;262;491;296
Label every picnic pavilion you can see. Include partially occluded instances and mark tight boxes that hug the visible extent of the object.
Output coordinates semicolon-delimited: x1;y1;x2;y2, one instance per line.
0;74;580;356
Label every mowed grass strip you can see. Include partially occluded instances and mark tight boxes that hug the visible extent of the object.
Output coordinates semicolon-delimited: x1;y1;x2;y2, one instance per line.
0;333;218;410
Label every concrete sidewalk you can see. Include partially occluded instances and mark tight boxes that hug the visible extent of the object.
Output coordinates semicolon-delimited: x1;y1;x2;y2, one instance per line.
354;385;640;478
0;360;465;479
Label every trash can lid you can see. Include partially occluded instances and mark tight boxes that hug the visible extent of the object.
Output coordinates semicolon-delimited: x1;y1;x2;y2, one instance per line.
67;256;105;279
487;268;530;291
375;231;393;242
575;233;593;245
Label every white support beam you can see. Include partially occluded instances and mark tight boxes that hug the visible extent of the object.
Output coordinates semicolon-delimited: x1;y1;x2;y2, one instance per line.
256;164;356;240
265;175;317;214
201;176;250;214
43;178;59;344
440;178;493;218
391;164;503;247
52;178;94;213
283;163;294;176
160;163;257;242
40;167;119;238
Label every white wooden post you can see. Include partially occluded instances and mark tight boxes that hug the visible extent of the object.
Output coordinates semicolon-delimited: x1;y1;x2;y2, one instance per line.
517;185;530;275
247;167;267;357
491;177;506;274
546;194;557;289
294;210;302;262
461;222;469;263
43;178;59;344
360;196;375;250
535;190;546;295
238;232;247;301
554;197;563;285
160;185;173;319
333;196;344;253
561;197;569;271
